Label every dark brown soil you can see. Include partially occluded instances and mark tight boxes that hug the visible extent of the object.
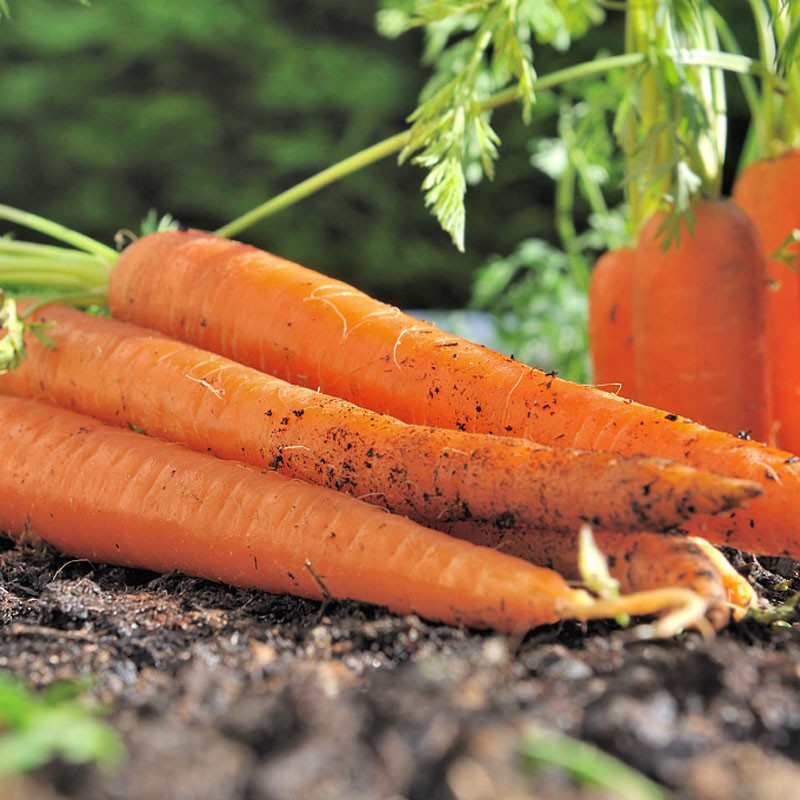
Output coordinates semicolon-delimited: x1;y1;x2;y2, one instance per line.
1;534;799;800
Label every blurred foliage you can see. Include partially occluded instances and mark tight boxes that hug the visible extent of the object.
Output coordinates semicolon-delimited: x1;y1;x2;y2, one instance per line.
0;0;571;307
0;671;124;776
471;237;592;381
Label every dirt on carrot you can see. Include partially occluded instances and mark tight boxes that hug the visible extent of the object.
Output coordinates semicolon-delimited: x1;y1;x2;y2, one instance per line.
0;395;608;635
1;395;719;637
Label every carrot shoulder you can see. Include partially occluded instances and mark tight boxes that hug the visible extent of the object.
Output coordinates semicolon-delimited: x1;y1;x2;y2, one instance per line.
108;230;798;559
0;396;708;635
0;302;761;536
633;199;771;441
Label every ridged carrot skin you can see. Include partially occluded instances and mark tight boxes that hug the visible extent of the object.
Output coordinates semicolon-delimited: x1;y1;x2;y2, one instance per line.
108;230;799;558
0;396;600;634
588;248;636;395
733;149;800;454
1;303;762;535
633;199;771;441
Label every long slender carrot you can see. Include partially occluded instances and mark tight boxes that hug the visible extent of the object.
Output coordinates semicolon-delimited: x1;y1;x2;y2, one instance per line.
732;148;800;454
107;229;798;559
0;302;761;537
0;395;710;636
587;247;636;395
632;198;771;442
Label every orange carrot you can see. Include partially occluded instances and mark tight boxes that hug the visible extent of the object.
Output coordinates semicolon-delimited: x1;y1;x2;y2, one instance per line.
441;520;750;630
733;149;800;454
632;199;771;441
0;302;761;537
106;229;799;559
0;395;709;635
588;247;636;395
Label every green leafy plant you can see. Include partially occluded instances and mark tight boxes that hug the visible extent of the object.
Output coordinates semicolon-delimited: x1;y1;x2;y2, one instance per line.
377;0;606;250
470;236;592;381
522;729;668;800
0;671;124;777
470;73;629;382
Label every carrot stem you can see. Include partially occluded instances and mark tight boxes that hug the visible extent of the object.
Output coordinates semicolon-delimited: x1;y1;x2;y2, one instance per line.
214;132;410;239
0;204;117;261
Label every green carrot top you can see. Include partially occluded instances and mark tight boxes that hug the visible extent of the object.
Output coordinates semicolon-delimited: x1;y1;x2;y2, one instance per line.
616;0;728;245
741;0;800;161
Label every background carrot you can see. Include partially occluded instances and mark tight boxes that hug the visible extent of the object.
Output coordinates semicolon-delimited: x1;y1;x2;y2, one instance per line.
107;229;797;559
0;302;762;537
632;198;771;441
587;247;636;395
732;155;800;453
595;5;772;441
0;395;708;636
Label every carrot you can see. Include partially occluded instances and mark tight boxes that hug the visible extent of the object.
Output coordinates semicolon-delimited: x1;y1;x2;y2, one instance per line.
441;520;751;630
587;247;636;395
0;395;711;636
0;302;762;537
632;199;771;442
732;149;800;453
106;229;799;559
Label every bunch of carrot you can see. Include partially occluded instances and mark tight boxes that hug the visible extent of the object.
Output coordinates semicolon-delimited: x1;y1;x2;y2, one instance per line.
1;3;797;639
589;1;800;454
3;219;796;637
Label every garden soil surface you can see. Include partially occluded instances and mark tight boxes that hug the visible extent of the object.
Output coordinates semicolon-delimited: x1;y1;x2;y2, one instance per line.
1;534;799;800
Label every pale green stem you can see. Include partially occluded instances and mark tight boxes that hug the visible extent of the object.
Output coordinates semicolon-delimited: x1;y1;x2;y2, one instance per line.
217;53;648;239
0;204;117;262
0;239;109;261
0;270;101;289
712;11;765;161
215;132;410;239
17;289;109;313
774;2;800;146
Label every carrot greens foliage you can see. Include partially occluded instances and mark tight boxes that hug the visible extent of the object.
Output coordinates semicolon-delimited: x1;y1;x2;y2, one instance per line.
0;671;124;777
377;0;605;250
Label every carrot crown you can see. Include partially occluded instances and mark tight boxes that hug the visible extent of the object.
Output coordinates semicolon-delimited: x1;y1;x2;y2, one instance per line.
735;0;800;162
617;0;727;244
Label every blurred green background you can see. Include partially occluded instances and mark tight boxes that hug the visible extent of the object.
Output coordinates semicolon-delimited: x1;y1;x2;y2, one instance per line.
0;1;754;379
